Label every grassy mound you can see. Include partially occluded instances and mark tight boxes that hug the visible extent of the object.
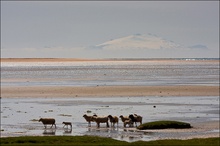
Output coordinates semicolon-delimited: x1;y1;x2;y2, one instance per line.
137;120;192;130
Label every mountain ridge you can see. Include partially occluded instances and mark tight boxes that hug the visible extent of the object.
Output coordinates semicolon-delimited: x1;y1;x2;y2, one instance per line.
95;33;185;50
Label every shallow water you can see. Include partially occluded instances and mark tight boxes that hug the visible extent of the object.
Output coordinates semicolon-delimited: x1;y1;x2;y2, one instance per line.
1;60;219;141
1;61;219;87
1;96;219;142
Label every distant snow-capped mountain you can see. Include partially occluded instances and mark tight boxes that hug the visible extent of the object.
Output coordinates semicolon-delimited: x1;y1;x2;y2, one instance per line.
95;33;184;50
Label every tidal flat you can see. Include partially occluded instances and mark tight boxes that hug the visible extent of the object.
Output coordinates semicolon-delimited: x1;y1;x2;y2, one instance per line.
1;59;219;142
1;96;219;142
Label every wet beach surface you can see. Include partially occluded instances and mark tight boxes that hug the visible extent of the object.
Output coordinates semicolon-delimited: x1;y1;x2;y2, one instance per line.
1;96;219;142
1;60;219;142
1;60;219;87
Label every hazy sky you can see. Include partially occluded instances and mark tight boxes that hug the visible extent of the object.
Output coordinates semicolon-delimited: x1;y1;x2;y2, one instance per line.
1;1;219;58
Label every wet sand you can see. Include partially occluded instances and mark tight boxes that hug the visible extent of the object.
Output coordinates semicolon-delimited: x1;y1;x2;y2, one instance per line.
1;58;219;141
1;96;219;141
1;85;219;98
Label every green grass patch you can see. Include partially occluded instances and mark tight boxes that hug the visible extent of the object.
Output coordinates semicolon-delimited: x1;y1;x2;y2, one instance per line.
0;136;219;146
0;136;126;146
137;120;192;130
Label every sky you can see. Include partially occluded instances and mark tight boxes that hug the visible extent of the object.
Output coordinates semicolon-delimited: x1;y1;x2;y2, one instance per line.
1;1;219;58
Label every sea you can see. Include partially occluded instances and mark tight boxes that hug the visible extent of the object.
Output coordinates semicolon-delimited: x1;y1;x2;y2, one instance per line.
1;58;219;87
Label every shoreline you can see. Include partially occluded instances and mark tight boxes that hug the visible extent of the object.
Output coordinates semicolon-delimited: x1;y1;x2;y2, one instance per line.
1;58;219;63
1;58;99;62
1;85;219;98
1;120;219;140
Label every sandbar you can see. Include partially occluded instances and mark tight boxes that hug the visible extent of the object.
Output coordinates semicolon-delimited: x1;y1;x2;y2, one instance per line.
1;85;219;98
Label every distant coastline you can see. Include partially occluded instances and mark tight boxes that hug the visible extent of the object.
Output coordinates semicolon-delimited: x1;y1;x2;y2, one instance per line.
1;58;219;62
104;58;220;61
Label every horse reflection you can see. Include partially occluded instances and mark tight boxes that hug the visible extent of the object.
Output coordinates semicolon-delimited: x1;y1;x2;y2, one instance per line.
87;127;119;134
43;129;56;135
63;128;72;134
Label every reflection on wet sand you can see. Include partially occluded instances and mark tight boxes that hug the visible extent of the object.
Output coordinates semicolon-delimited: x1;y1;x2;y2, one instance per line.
43;129;56;135
85;126;148;141
120;135;143;141
63;128;72;134
86;127;119;135
121;128;144;141
87;127;116;133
